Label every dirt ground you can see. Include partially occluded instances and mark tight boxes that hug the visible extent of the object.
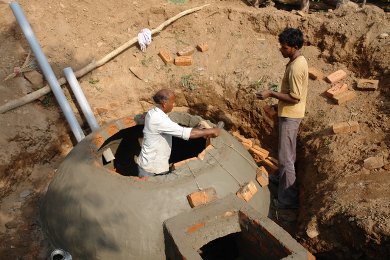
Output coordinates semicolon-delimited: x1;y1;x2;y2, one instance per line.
0;0;389;259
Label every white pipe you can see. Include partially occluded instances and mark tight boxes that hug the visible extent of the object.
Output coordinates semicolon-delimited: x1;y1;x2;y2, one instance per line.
63;67;99;132
10;2;85;142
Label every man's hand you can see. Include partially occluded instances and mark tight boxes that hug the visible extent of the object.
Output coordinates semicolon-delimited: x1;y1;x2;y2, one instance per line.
256;90;273;100
197;120;212;129
208;128;220;138
190;127;220;139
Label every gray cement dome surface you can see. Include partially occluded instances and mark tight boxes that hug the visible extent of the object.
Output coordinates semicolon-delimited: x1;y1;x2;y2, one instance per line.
41;113;270;259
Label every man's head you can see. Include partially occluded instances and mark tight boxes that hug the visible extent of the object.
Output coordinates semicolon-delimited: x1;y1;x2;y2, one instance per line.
278;28;304;58
153;89;175;113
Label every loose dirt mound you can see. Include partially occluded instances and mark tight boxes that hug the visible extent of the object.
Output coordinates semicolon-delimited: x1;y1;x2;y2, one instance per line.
0;0;389;259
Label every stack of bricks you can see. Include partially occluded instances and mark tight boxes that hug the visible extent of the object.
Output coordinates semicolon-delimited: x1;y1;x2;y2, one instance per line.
324;69;356;105
158;43;209;67
231;131;278;175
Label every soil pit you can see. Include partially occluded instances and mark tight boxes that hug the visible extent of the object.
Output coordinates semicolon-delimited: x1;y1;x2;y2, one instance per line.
0;1;389;259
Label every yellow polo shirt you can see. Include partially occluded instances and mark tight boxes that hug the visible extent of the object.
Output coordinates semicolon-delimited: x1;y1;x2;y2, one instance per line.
278;55;308;118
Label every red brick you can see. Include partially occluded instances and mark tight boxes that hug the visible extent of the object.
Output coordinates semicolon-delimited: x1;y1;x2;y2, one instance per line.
256;166;269;187
196;43;209;52
177;46;195;56
262;158;278;172
242;141;252;150
187;187;218;208
236;181;258;202
332;122;350;134
249;146;269;160
356;79;379;90
198;144;214;160
308;67;324;80
325;83;348;98
332;90;356;104
332;121;359;134
325;69;347;84
93;134;105;149
268;156;278;166
105;124;119;136
232;131;246;142
307;251;316;260
122;117;137;128
173;157;198;169
174;56;192;66
158;49;173;64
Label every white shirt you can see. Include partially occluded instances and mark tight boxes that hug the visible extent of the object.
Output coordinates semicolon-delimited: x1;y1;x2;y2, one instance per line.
138;107;192;174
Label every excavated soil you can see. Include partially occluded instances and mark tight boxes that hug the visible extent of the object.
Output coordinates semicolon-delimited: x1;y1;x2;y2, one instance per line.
0;0;389;259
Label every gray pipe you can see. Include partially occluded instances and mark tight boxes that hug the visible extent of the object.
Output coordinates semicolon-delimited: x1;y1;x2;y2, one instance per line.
10;2;85;142
63;67;99;132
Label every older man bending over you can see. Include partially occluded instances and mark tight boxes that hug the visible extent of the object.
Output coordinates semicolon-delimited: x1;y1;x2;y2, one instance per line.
138;89;220;177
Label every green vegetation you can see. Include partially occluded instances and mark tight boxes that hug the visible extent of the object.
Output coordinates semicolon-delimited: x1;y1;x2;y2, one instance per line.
180;74;196;90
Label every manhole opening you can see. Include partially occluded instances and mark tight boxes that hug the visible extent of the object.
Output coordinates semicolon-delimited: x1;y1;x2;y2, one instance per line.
198;228;290;260
101;124;206;176
198;232;240;260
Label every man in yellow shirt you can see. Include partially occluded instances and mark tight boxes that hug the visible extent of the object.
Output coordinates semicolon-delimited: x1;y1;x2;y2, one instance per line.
257;28;308;209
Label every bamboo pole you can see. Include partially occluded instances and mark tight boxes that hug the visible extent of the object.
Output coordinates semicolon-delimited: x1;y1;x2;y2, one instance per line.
0;4;210;114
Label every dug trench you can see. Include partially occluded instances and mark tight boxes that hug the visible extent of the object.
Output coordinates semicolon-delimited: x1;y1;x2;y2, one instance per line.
0;1;389;259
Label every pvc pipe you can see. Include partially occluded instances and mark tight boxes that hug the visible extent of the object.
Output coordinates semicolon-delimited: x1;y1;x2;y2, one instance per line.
10;2;85;142
63;67;99;131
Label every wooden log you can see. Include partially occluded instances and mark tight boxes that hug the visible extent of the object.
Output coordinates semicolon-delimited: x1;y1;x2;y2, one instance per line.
0;4;210;114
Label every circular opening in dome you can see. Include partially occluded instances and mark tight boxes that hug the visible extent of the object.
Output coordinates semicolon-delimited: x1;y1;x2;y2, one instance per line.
101;124;207;176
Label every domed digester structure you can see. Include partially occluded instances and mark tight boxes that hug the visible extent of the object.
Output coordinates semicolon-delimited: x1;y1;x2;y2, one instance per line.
41;112;270;259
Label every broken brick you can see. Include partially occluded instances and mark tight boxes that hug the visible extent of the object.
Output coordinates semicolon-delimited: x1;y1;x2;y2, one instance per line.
325;69;347;84
308;67;324;80
174;56;192;66
196;43;209;52
256;166;269;187
158;49;173;64
177;46;195;56
332;90;356;104
332;121;359;134
356;79;379;90
326;83;348;98
236;181;258;202
187;187;218;208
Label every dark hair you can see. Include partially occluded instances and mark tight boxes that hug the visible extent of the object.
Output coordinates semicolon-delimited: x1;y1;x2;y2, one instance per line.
153;89;173;105
278;28;304;49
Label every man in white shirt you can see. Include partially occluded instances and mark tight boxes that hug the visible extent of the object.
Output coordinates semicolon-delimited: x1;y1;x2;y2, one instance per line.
138;89;221;177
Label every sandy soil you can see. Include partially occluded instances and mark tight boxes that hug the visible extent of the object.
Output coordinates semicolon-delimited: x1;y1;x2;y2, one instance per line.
0;0;389;259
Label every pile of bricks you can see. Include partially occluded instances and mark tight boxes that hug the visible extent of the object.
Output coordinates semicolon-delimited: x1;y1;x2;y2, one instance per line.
158;43;208;67
231;131;278;172
324;69;357;105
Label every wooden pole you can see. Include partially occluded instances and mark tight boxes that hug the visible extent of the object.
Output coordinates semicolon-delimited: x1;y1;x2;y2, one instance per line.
0;4;210;114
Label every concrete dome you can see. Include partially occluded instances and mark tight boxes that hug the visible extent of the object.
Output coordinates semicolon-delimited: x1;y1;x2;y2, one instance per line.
41;113;270;259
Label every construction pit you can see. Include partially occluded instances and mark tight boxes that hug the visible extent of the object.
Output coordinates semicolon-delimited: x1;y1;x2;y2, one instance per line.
0;0;389;259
